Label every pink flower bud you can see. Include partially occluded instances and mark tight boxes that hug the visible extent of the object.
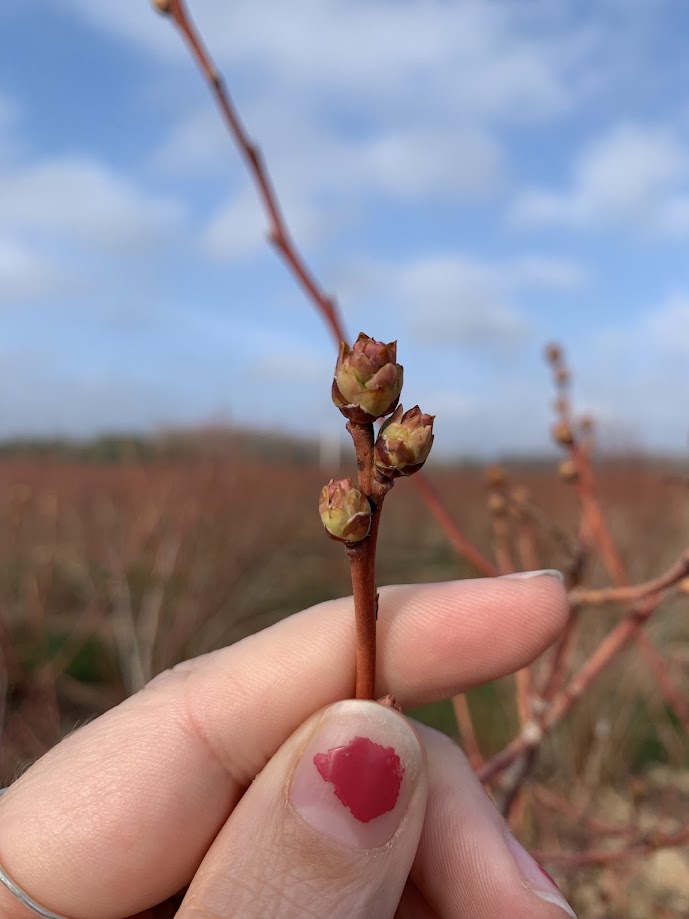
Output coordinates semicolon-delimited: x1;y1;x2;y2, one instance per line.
319;477;371;543
374;405;434;478
331;333;403;424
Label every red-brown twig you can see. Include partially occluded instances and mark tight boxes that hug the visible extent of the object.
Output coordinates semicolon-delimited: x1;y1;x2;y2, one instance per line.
534;822;689;867
532;784;635;839
491;513;516;577
511;491;579;561
347;509;381;700
569;550;689;607
487;496;534;729
511;499;540;726
344;420;392;699
568;442;627;586
479;592;668;784
153;0;344;349
541;354;689;739
563;440;689;736
452;693;483;769
511;492;541;574
413;474;497;577
541;606;580;702
634;629;689;733
153;0;494;586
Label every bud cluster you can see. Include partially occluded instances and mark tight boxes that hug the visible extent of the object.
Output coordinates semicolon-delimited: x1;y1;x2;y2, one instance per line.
545;341;571;393
319;333;434;544
546;344;599;479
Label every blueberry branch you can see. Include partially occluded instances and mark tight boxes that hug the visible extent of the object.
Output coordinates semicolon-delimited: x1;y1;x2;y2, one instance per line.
320;334;434;700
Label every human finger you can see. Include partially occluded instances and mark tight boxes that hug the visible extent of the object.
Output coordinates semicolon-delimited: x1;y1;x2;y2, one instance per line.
410;723;576;918
0;574;566;918
178;700;426;918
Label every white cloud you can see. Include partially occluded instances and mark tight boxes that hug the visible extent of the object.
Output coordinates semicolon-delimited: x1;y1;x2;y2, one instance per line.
201;191;269;259
201;187;342;259
508;256;588;290
0;238;83;305
110;0;610;259
576;293;689;452
338;251;587;347
66;0;608;253
354;126;502;200
0;354;182;437
393;255;527;346
172;105;504;259
152;108;231;176
593;292;689;359
196;119;503;258
55;0;179;60
511;123;689;235
639;294;689;354
410;380;555;457
61;0;596;123
0;156;184;255
247;350;331;383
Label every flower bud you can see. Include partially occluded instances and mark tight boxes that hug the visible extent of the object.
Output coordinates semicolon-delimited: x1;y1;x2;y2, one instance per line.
552;421;575;447
509;485;530;520
332;333;403;423
374;405;434;478
319;478;371;543
485;464;507;489
545;342;563;366
487;492;508;516
558;459;578;483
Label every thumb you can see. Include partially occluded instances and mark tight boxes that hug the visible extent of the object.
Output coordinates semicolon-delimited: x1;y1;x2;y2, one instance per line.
178;699;427;918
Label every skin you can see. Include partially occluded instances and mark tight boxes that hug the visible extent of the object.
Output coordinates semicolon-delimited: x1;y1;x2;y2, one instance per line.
0;576;575;919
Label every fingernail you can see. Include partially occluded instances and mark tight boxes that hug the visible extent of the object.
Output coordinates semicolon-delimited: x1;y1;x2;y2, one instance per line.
290;699;422;849
505;831;577;918
500;569;564;582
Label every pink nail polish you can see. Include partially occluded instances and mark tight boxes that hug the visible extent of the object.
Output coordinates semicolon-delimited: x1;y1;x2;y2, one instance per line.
291;700;421;849
313;735;404;822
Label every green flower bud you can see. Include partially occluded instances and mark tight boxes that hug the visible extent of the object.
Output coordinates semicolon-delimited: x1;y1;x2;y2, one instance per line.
319;477;371;543
331;332;403;423
374;405;434;478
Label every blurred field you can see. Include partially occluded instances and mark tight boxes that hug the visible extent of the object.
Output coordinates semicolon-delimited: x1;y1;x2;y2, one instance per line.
1;439;688;915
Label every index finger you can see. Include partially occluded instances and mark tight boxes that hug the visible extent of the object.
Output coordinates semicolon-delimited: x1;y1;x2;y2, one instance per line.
0;574;566;919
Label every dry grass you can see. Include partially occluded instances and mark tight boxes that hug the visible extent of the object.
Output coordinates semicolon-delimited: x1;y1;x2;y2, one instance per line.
1;446;687;915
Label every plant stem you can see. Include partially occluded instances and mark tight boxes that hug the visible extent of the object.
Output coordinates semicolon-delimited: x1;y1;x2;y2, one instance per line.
347;509;382;699
344;421;392;699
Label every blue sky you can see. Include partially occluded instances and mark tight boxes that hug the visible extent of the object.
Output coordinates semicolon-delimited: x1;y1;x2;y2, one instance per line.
1;0;688;456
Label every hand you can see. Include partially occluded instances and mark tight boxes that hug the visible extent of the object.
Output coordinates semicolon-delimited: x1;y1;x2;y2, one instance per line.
0;574;576;918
